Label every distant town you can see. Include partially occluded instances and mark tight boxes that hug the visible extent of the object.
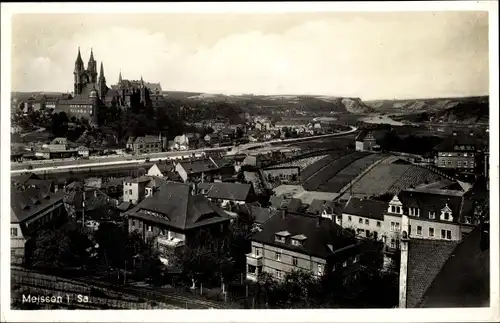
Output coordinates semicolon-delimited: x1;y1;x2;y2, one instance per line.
10;47;490;310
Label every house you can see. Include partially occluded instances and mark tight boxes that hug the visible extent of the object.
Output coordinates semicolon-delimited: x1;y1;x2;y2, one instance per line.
174;157;231;183
341;197;387;241
127;134;166;154
242;154;272;168
197;182;257;208
77;146;90;157
126;182;232;265
398;216;489;308
355;131;377;152
383;187;466;254
147;163;176;178
307;199;345;226
11;181;67;265
246;212;360;281
122;176;157;205
204;133;219;145
47;137;68;151
101;177;126;198
433;130;485;173
236;204;278;231
171;135;189;151
269;196;304;213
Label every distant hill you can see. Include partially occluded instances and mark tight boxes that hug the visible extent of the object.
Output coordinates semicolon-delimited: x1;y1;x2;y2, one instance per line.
365;96;489;124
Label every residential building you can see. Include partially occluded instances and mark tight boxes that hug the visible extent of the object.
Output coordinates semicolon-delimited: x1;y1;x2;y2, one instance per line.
197;182;257;208
307;199;345;226
122;176;166;205
46;137;68;151
77;146;90;157
246;212;360;281
384;187;466;253
174;157;231;183
355;131;377;152
126;134;166;154
398;217;489;308
171;135;189;151
433;130;485;173
126;182;232;265
342;197;387;241
11;180;67;264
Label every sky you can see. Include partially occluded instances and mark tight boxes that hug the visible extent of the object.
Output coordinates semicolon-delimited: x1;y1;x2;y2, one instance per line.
10;11;489;100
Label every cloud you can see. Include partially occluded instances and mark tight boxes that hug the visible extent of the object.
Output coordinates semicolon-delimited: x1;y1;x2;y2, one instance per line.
11;12;489;100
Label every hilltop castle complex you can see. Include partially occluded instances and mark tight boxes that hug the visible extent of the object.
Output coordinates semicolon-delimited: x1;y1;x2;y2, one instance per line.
55;48;165;125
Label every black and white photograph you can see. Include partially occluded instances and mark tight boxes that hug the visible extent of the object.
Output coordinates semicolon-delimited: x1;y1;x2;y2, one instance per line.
1;2;498;322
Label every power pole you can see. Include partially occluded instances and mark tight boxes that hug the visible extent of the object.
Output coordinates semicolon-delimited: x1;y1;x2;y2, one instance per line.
82;190;86;229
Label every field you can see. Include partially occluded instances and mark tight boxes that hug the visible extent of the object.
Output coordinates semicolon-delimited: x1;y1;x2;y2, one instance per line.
342;157;446;199
275;155;329;170
302;151;369;191
317;153;386;193
386;165;444;195
300;150;353;182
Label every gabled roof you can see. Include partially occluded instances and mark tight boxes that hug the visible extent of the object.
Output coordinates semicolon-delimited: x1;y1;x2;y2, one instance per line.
145;176;168;188
251;212;357;259
343;197;388;220
178;159;220;175
307;199;337;215
355;131;375;142
11;183;65;223
405;238;460;308
134;135;161;144
198;182;253;201
398;189;464;223
126;182;231;231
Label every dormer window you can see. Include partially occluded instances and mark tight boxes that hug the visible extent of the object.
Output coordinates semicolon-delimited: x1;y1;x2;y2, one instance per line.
409;207;420;217
440;204;453;221
291;239;301;246
429;211;436;219
290;234;307;247
275;231;291;243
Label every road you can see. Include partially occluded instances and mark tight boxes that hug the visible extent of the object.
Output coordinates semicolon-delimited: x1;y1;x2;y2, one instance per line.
11;126;357;175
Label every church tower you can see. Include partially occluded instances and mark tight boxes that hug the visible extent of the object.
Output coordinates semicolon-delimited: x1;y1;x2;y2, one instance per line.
140;75;146;104
87;48;98;85
98;62;107;100
73;47;85;95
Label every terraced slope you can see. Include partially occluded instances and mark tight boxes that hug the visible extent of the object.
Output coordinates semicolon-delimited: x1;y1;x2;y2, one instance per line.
318;153;386;193
386;165;443;195
349;164;412;196
303;151;368;191
300;150;352;182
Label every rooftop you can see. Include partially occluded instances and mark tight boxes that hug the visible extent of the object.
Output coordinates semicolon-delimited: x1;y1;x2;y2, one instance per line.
198;182;253;201
251;212;357;259
126;182;231;231
343;197;388;220
398;189;464;223
11;181;65;223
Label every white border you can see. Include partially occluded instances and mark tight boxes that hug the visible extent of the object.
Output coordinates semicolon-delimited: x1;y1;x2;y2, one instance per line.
1;2;498;323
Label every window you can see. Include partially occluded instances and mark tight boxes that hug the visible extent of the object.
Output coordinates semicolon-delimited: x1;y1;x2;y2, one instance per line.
457;161;462;166
132;220;136;227
317;264;323;274
396;206;401;213
446;230;452;240
444;212;450;220
414;208;420;217
417;226;422;235
275;235;286;243
376;221;381;227
11;228;18;237
248;265;257;274
390;239;395;248
275;252;281;261
447;160;452;165
359;218;363;224
147;225;152;232
464;161;468;166
342;261;347;268
429;211;436;219
292;257;298;266
129;189;132;195
390;222;395;232
275;269;283;279
365;219;369;225
395;223;400;231
348;216;352;222
429;227;434;237
291;239;301;246
391;206;395;213
441;229;446;239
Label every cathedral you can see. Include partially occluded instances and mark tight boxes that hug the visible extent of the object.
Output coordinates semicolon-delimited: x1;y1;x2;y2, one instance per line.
56;48;165;125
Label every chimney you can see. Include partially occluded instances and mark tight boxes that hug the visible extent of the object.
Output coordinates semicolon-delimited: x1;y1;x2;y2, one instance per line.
316;215;321;227
399;212;410;308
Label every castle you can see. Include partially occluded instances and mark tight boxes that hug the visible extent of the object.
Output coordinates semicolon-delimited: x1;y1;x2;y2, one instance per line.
56;48;165;125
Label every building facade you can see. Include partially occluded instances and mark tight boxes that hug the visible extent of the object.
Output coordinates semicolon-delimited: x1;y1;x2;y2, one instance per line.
246;212;360;281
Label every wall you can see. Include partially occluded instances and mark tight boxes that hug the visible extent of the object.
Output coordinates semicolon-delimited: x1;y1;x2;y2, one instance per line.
435;151;476;170
10;223;26;265
175;164;189;182
342;212;384;240
123;181;147;204
383;213;403;249
251;241;326;279
408;218;461;241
